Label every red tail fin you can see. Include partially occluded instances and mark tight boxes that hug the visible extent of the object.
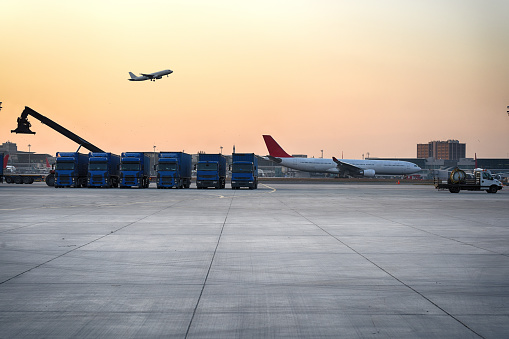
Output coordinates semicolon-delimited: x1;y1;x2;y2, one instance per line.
3;154;9;169
262;135;292;158
46;157;51;168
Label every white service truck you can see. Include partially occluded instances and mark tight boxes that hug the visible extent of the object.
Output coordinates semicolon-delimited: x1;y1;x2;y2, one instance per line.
434;167;503;193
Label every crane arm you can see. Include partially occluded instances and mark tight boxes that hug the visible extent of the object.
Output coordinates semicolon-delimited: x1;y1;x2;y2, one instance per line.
11;106;104;153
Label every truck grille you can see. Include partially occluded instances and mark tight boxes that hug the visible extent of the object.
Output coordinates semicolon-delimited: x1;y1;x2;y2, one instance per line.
59;175;71;184
92;175;104;183
124;176;137;185
162;176;174;184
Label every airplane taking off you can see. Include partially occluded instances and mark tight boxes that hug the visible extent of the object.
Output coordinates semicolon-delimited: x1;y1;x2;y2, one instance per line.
262;135;421;177
128;69;173;81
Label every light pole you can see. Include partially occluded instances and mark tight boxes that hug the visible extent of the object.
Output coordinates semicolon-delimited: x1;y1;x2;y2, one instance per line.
321;150;323;158
220;146;223;154
28;144;31;169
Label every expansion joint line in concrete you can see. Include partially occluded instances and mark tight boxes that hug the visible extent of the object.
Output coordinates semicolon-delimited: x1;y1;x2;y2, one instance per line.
185;190;236;338
275;198;486;339
363;210;509;258
0;198;191;287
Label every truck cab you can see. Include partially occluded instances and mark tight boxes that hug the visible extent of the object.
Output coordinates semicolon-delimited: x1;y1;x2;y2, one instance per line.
156;152;192;189
196;154;226;189
119;152;150;188
474;168;503;193
55;152;88;188
231;153;258;189
88;152;120;188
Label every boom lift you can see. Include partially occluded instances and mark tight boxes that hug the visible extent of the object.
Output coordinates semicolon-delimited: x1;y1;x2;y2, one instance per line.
11;106;104;186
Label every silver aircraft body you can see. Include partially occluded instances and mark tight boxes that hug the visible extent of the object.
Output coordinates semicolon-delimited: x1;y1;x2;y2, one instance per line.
128;69;173;81
263;135;421;177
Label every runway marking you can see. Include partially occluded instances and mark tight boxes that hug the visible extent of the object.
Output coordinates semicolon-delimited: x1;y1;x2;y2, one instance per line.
260;183;277;193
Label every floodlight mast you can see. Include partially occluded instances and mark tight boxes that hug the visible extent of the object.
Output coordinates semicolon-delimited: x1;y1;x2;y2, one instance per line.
11;106;104;153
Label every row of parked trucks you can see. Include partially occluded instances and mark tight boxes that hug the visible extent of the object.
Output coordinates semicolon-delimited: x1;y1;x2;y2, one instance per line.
47;151;258;189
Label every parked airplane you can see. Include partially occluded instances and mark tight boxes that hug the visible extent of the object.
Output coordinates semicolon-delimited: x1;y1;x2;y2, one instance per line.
128;69;173;81
262;135;421;177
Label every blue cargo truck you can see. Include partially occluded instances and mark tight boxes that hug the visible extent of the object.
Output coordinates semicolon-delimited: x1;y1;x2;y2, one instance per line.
88;152;120;188
119;152;150;188
54;152;89;188
231;153;258;189
196;153;226;189
155;152;192;189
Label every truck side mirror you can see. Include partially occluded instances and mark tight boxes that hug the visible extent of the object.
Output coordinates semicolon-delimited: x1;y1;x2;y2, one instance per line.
154;165;157;170
193;164;197;170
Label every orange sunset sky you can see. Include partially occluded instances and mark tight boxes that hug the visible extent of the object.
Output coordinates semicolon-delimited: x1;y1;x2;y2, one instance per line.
1;1;508;159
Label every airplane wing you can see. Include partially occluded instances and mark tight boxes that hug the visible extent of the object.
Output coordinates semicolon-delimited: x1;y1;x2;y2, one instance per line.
140;73;156;79
332;157;364;176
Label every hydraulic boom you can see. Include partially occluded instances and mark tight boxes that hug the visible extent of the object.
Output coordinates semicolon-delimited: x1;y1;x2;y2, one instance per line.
11;106;104;153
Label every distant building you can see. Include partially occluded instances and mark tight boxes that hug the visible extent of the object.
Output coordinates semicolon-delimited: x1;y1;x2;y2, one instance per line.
417;140;466;160
0;141;18;153
0;141;53;173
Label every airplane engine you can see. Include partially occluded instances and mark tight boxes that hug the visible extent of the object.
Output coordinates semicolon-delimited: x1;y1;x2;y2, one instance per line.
361;169;376;177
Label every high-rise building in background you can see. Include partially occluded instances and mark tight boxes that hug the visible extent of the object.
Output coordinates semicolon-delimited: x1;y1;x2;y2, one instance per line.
417;140;466;160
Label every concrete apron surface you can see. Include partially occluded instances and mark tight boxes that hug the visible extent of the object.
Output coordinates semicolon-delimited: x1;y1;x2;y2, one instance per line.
0;182;508;338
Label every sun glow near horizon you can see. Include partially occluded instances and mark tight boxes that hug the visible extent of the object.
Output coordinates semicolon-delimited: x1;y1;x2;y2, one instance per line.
1;1;508;158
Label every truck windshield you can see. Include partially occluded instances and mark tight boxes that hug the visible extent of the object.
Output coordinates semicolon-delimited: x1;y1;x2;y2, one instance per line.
120;163;140;171
89;162;108;171
197;163;218;171
232;164;253;172
157;163;177;171
55;162;74;170
482;172;493;180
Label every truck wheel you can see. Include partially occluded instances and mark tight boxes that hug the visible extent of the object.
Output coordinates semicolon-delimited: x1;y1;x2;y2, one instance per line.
14;176;23;184
23;176;34;184
45;173;55;186
449;187;460;193
5;176;13;184
487;185;498;193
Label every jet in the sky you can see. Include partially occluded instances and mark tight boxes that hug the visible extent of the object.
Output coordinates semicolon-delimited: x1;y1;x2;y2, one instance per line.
263;135;421;177
128;69;173;81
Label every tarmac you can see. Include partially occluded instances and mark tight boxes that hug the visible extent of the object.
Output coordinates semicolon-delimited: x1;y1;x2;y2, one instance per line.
0;182;508;338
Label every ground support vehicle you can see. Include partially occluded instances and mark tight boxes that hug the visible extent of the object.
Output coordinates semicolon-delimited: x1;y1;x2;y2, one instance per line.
1;173;45;184
1;153;44;184
119;152;150;188
11;106;104;186
54;152;89;188
196;153;226;189
155;152;192;189
231;153;258;189
88;153;120;188
434;167;503;193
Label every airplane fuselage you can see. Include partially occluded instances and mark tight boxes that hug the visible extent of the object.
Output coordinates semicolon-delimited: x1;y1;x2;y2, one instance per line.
278;157;420;175
128;69;173;81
